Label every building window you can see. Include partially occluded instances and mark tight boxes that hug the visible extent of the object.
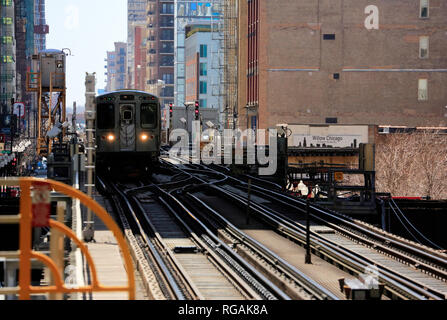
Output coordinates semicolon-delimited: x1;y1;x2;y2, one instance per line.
161;42;174;54
161;86;174;97
2;55;13;63
420;0;429;18
199;99;207;108
161;29;174;40
200;45;207;58
418;79;428;101
1;36;12;44
199;81;207;94
162;73;174;84
160;16;174;27
419;36;429;58
161;55;174;66
200;63;207;76
2;17;13;25
160;3;174;14
323;34;336;40
251;116;257;130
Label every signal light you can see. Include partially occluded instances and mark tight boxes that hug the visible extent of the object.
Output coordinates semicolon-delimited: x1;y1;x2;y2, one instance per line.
194;100;199;120
169;103;173;118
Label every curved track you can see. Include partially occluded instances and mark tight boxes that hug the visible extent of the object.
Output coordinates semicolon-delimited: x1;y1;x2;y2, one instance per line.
98;173;291;300
161;157;447;300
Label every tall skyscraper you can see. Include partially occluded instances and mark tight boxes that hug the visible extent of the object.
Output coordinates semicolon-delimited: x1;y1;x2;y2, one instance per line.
34;0;48;52
14;0;35;103
0;0;17;113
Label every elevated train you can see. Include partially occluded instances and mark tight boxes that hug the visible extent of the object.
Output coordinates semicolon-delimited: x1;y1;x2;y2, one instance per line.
95;90;161;172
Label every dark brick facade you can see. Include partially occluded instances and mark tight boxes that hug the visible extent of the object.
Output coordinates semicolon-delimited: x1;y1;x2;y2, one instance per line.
238;0;447;130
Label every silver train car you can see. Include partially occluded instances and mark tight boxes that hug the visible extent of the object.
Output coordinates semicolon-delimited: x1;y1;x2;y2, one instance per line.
95;90;161;171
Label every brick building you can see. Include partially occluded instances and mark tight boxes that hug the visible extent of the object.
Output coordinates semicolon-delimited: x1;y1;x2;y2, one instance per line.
133;25;146;91
237;0;447;130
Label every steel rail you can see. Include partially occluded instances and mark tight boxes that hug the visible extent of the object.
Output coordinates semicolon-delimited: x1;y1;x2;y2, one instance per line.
154;160;446;299
217;186;442;300
124;177;282;300
197;166;447;269
104;178;187;300
149;184;291;300
169;165;444;299
154;195;265;300
185;192;340;300
163;164;335;299
127;193;205;300
244;183;447;272
228;183;447;280
248;181;447;267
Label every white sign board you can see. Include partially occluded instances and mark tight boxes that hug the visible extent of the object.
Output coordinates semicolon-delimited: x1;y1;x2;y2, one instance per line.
13;102;25;119
288;125;369;148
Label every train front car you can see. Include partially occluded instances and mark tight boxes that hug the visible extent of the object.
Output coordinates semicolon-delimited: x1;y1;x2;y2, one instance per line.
95;91;161;174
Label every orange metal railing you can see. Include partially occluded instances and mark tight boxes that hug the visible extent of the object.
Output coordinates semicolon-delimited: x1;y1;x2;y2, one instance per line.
0;178;135;300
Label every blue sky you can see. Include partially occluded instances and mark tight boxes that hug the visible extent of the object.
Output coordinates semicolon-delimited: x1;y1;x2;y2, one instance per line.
46;0;127;108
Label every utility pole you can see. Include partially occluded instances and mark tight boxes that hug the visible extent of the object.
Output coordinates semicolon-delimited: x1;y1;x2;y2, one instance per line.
83;73;96;242
71;101;78;156
305;198;312;264
10;98;14;153
27;103;30;138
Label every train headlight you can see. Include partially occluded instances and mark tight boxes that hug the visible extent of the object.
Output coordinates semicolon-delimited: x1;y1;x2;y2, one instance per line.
140;133;149;142
107;134;115;142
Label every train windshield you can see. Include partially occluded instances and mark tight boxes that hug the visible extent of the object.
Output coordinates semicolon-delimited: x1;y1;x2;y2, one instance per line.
97;103;115;129
141;103;157;128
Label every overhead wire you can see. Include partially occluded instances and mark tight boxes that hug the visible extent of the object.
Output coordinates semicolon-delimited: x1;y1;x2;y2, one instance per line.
390;198;442;249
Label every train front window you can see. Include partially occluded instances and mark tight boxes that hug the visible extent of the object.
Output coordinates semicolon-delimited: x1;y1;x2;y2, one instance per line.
123;110;133;121
97;103;115;129
141;103;157;128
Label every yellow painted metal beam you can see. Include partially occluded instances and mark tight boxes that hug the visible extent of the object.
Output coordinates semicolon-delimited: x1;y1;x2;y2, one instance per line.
0;178;135;300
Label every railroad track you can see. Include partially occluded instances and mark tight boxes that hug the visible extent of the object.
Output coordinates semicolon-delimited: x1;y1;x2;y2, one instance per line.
98;174;289;300
156;161;342;299
161;158;447;300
